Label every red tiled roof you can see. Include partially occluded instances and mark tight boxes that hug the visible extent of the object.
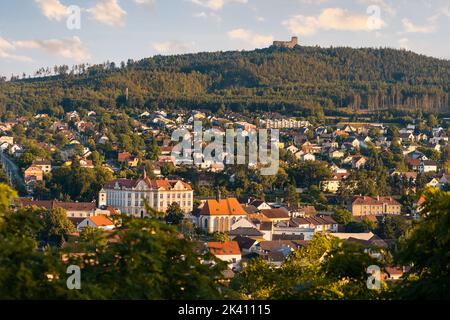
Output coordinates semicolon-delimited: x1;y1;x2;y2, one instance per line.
104;178;192;191
89;215;114;227
352;196;400;206
55;201;96;211
118;152;132;162
208;241;241;256
260;208;290;220
17;199;95;212
407;159;421;166
293;215;336;226
200;198;246;216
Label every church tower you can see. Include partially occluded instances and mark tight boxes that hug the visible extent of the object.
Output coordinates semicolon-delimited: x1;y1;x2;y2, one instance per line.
98;188;107;208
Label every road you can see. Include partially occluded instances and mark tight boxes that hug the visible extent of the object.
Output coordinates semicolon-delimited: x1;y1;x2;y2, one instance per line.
0;151;25;189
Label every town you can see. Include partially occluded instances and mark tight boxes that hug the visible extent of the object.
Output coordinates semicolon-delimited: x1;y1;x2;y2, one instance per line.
1;106;449;289
1;0;450;302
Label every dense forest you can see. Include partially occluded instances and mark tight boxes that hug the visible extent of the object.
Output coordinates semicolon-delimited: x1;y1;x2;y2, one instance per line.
0;45;449;119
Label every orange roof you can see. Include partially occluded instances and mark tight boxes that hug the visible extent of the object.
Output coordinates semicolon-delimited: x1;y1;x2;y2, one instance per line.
89;215;114;227
208;241;241;256
118;152;132;162
153;179;192;190
417;195;426;206
200;198;247;216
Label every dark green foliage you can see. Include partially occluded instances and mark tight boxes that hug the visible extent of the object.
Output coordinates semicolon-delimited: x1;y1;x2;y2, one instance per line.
396;189;450;299
1;47;449;119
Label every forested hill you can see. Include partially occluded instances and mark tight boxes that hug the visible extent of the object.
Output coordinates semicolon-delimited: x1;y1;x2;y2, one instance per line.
1;45;449;119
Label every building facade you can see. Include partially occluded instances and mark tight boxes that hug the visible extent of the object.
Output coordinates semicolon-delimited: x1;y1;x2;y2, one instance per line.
101;177;193;217
350;196;401;216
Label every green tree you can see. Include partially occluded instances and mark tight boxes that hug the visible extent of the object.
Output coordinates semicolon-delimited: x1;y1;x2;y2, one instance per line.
375;215;410;240
165;203;185;225
42;207;75;245
0;184;17;214
69;217;229;299
332;208;353;225
396;189;450;299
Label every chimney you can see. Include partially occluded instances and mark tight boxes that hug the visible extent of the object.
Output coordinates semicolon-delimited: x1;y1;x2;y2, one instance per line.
377;195;380;201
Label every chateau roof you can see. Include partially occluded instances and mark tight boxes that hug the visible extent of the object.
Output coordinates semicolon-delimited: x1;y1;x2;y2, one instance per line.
104;178;192;191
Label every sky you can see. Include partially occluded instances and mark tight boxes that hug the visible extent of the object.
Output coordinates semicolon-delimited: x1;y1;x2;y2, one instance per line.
0;0;449;77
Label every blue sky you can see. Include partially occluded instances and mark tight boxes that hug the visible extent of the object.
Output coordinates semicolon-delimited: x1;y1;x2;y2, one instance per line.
1;0;449;77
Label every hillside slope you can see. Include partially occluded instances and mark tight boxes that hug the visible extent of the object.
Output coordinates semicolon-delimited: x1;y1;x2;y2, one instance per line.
0;46;449;118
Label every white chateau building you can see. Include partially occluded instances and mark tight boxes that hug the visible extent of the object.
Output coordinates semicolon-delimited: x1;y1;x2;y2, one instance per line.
100;175;193;217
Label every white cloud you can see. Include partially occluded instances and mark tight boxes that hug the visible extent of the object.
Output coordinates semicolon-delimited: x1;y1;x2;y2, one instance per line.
193;11;222;22
14;36;91;62
87;0;127;27
151;41;195;55
190;0;248;11
299;0;330;4
227;28;273;48
0;37;33;62
134;0;155;8
358;0;396;16
283;7;386;36
401;18;437;33
398;38;409;49
34;0;70;21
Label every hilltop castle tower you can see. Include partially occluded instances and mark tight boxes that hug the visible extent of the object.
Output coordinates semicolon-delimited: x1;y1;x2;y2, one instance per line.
273;36;298;49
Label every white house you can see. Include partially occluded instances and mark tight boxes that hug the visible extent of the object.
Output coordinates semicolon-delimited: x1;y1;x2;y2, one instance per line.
77;215;115;231
207;241;242;270
418;160;438;173
301;153;316;162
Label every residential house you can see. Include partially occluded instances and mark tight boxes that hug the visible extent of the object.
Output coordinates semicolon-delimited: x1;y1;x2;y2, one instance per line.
321;173;349;193
32;159;52;174
260;208;290;223
418;160;438;173
292;216;338;233
207;241;242;270
300;153;316;162
248;200;272;211
350;196;401;216
24;166;44;182
0;136;14;145
118;152;132;163
17;199;97;218
77;216;115;231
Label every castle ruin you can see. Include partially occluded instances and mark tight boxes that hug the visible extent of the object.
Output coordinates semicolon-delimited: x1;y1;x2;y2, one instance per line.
272;36;298;49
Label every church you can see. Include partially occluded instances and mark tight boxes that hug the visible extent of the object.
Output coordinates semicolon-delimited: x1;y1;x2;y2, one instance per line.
198;197;247;233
